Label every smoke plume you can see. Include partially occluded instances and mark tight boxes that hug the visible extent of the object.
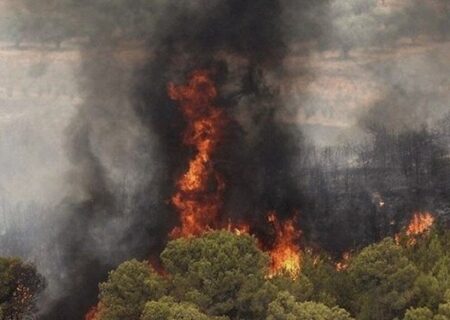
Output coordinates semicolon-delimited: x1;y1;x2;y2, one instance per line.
39;1;314;318
4;0;449;318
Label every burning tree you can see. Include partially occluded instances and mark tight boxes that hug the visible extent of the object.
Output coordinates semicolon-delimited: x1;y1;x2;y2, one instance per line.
406;212;435;237
266;213;302;279
87;231;348;320
86;223;450;320
396;212;436;246
166;70;303;280
168;70;228;238
88;232;272;320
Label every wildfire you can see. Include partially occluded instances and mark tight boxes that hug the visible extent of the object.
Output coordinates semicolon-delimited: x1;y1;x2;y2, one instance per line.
267;212;302;279
168;71;303;278
85;304;103;320
168;70;228;237
226;220;251;236
335;252;351;271
406;212;435;236
395;212;435;246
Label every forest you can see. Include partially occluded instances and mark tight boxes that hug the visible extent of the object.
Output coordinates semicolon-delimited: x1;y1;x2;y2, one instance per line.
2;223;450;320
0;0;450;319
1;101;450;320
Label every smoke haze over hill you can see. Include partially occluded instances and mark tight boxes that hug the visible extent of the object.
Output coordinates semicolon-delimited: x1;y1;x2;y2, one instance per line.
0;0;449;319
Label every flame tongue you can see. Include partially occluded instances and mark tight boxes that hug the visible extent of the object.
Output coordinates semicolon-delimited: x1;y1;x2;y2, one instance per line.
395;211;435;246
167;71;302;279
403;212;435;246
267;212;301;279
168;70;228;237
406;212;435;236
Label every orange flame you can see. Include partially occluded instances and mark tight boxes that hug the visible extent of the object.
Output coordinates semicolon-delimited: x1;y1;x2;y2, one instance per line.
225;220;251;236
168;70;228;237
395;212;435;246
167;71;302;278
85;303;103;320
267;212;302;279
406;212;435;236
336;252;351;271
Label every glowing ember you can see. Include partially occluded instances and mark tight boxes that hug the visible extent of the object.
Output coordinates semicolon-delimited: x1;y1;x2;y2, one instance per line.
85;304;103;320
336;252;351;271
267;212;301;279
226;220;251;236
168;70;228;237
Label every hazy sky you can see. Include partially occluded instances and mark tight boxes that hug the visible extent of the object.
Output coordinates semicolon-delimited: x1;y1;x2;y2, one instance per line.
1;2;450;317
0;0;449;206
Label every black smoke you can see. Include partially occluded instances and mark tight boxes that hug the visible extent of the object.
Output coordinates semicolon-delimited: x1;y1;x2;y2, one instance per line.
5;0;450;318
39;1;317;319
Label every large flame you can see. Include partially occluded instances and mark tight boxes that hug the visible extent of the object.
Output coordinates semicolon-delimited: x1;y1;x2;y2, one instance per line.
83;70;302;319
168;70;228;237
167;72;304;278
267;212;302;279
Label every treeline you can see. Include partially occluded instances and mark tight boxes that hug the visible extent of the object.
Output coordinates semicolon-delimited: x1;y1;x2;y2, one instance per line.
298;113;450;253
83;226;450;320
1;0;449;52
1;116;449;268
1;227;449;319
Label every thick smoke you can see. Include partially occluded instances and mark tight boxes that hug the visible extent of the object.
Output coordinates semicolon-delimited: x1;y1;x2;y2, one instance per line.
4;0;449;318
40;49;163;318
294;0;450;253
39;1;313;318
133;0;304;234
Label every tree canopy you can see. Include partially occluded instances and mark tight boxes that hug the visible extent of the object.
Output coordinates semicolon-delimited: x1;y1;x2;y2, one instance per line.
0;257;45;319
88;226;450;320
